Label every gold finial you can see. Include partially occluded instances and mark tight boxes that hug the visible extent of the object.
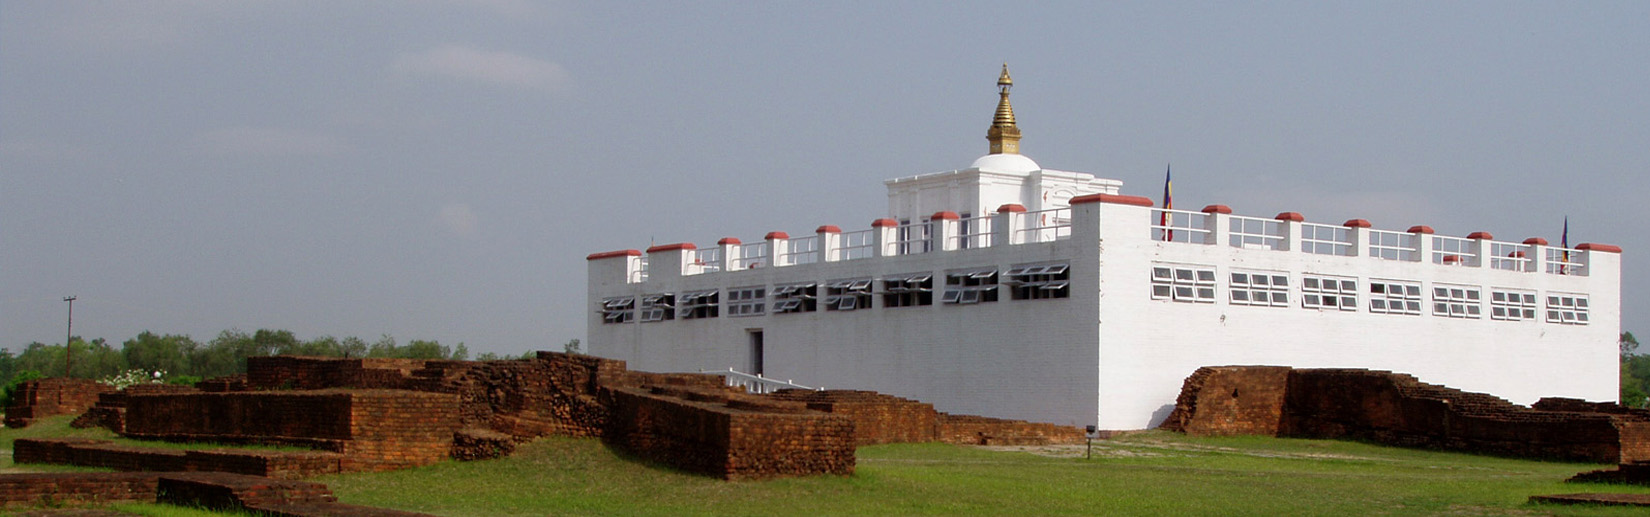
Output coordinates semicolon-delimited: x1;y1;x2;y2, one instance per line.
988;63;1022;155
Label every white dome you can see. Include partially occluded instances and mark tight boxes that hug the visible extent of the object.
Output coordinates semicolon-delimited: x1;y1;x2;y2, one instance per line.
969;153;1040;174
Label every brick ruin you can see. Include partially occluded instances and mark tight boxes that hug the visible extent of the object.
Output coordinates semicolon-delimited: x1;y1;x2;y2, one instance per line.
4;378;114;428
766;389;1084;446
0;471;434;516
16;352;1080;484
1160;366;1650;464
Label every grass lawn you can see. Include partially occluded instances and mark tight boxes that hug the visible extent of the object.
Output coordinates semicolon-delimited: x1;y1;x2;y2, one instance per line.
8;415;1650;516
318;432;1650;516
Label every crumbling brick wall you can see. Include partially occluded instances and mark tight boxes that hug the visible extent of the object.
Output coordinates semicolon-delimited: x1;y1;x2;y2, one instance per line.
0;472;162;509
119;389;458;471
767;389;1084;446
603;385;855;480
1162;366;1650;463
14;438;343;479
769;389;940;445
1158;366;1290;436
72;383;201;432
935;414;1086;445
4;378;114;428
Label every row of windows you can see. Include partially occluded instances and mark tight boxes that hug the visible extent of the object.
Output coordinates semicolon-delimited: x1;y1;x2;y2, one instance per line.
1149;264;1589;325
600;263;1071;323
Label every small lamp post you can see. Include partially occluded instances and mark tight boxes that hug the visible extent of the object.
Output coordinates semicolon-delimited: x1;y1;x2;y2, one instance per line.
1085;425;1098;460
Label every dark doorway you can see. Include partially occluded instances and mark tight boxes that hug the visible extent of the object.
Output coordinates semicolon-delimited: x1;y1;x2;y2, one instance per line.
748;330;765;375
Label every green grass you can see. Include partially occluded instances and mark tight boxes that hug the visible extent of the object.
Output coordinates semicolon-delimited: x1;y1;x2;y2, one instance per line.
315;432;1650;516
8;416;1650;516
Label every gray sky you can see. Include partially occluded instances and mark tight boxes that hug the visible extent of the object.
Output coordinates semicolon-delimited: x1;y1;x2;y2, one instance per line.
4;1;1646;356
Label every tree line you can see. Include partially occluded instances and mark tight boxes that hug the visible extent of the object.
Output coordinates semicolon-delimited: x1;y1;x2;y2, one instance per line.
0;329;548;392
1621;331;1649;407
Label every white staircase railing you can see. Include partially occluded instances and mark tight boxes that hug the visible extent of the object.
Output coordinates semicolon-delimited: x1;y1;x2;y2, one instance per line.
702;368;819;394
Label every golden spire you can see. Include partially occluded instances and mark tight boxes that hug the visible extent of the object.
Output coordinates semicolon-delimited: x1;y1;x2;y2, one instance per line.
987;63;1022;155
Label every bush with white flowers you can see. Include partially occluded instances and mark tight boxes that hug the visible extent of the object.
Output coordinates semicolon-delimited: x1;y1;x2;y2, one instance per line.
100;369;167;390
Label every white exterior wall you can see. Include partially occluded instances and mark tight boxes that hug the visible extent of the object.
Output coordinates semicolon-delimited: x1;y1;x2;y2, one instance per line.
590;233;1101;426
588;200;1621;431
885;166;1120;223
1083;203;1620;429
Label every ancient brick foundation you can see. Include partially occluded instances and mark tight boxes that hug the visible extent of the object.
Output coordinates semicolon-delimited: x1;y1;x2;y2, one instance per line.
119;389;459;471
14;438;343;479
604;386;855;480
71;383;201;433
0;471;434;516
768;389;1085;446
1568;461;1650;486
29;352;1081;483
4;378;115;428
1161;366;1650;463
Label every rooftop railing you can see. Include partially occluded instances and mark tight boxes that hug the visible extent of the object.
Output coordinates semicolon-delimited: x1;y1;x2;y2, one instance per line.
836;229;875;261
1151;208;1212;244
599;200;1606;282
1228;215;1285;250
1018;207;1071;243
1368;229;1418;261
786;235;819;266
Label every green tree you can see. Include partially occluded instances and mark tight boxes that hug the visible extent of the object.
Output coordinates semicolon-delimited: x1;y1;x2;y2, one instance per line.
122;331;197;375
1620;332;1649;408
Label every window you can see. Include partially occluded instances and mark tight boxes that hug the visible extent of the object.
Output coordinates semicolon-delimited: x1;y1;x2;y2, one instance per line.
1229;271;1289;307
727;286;766;317
1546;293;1590;325
1431;285;1482;319
677;290;719;319
824;278;873;311
772;283;817;314
600;297;635;324
1301;275;1357;311
1368;280;1422;315
881;272;933;307
1490;290;1537;321
1004;263;1070;300
943;268;999;305
1151;265;1215;303
639;294;674;322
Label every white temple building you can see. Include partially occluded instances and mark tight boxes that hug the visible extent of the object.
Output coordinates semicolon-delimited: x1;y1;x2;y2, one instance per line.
586;66;1623;430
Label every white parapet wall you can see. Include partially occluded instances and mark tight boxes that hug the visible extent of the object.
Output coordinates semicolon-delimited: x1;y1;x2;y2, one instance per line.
587;196;1622;430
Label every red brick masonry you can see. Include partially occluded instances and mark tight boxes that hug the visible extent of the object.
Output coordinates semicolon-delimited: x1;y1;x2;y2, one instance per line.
34;353;1084;482
1161;366;1650;463
14;438;343;479
4;378;114;428
0;471;433;516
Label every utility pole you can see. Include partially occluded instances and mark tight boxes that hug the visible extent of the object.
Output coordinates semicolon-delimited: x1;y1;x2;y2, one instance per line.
63;296;76;378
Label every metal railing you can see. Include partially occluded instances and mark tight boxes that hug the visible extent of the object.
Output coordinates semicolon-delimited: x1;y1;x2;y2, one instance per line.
1368;229;1417;261
1432;235;1478;266
687;248;722;274
894;221;932;255
1228;215;1285;250
1545;246;1587;276
1300;223;1353;256
953;214;994;249
1488;241;1531;272
732;242;769;269
835;229;875;261
1151;208;1211;244
704;368;818;394
1017;208;1071;243
786;235;819;265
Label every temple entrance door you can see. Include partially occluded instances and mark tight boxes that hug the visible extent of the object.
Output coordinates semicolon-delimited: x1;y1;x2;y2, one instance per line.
747;329;764;376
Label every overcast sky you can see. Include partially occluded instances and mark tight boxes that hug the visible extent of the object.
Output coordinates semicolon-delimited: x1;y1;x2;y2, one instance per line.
4;1;1646;356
